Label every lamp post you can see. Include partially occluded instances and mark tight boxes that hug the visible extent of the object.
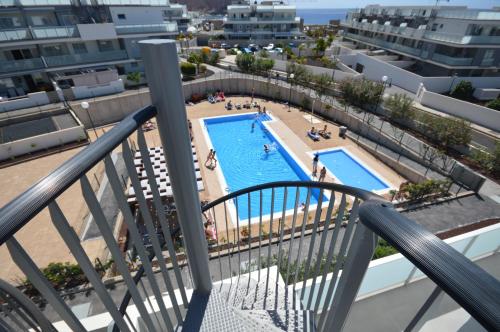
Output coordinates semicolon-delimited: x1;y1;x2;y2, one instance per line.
449;72;458;94
310;98;316;124
81;101;98;139
375;75;389;132
288;73;294;112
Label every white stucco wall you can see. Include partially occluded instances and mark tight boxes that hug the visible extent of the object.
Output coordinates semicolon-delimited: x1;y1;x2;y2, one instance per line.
71;79;125;100
109;6;168;25
419;88;500;132
0;125;86;161
0;92;50;112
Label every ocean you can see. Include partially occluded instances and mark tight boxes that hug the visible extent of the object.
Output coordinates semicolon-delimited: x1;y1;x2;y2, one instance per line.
297;8;350;25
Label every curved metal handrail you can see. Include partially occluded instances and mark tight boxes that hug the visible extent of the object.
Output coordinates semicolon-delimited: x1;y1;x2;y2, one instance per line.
0;105;156;245
359;201;500;331
201;180;384;212
0;279;56;331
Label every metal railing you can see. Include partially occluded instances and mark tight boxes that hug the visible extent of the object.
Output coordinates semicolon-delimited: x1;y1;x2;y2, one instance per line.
0;40;498;332
43;50;129;67
115;23;178;35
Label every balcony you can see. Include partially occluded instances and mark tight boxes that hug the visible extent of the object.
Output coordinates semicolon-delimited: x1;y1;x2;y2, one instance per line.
31;25;79;39
0;40;498;332
0;57;45;74
16;0;72;4
431;53;474;66
0;28;31;42
115;23;178;35
424;31;500;45
43;50;129;67
95;0;169;4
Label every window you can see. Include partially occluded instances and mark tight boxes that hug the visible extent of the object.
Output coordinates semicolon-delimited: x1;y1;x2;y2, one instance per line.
117;14;126;20
431;23;437;31
439;24;443;28
97;40;114;52
72;43;87;54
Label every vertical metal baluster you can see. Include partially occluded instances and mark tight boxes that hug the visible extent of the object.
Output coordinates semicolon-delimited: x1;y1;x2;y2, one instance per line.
307;191;337;310
284;187;301;287
321;208;376;332
317;199;360;329
136;130;188;307
211;206;223;281
105;155;173;331
313;194;348;313
124;312;139;332
264;188;275;309
257;190;263;282
246;193;252;297
0;299;29;332
0;315;15;332
235;196;241;280
0;291;40;332
6;238;86;332
275;186;288;309
223;200;233;291
48;202;132;332
80;175;157;332
300;189;324;303
292;188;312;308
122;140;182;325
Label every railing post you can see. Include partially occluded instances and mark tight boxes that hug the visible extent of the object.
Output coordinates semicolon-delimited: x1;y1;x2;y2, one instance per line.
321;223;377;332
139;39;212;294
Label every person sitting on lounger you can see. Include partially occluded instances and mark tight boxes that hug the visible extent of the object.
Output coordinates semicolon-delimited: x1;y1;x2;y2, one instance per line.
311;127;318;134
318;124;331;139
308;127;320;141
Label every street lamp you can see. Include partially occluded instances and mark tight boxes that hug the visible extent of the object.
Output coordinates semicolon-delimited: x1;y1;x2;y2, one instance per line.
81;101;98;139
288;73;294;112
449;72;458;94
310;98;316;124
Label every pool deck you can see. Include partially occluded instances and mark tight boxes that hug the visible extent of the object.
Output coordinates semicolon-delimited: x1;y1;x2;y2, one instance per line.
187;97;405;239
0;96;405;281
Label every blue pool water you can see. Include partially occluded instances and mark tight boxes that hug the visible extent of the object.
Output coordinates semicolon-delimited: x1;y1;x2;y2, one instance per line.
204;113;319;221
317;149;389;192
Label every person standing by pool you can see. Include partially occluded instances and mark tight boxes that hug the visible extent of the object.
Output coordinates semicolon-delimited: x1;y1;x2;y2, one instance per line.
312;154;319;177
211;151;218;169
319;167;326;182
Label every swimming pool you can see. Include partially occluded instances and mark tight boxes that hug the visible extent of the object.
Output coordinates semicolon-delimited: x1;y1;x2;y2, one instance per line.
315;148;390;193
203;113;319;222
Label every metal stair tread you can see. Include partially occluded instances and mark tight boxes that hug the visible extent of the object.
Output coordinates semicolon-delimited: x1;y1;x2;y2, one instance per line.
233;309;317;332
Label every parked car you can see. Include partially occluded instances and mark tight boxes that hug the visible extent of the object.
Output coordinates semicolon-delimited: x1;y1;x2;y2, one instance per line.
263;43;274;51
221;43;230;49
249;44;259;52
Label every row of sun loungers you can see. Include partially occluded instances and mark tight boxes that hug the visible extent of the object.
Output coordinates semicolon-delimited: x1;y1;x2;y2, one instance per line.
127;145;203;203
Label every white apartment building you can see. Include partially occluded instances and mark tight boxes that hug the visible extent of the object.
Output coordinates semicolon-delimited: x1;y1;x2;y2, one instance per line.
0;0;191;98
223;0;303;43
341;5;500;77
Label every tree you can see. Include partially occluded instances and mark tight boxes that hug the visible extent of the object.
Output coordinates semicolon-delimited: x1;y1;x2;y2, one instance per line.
187;52;203;72
319;56;336;69
418;114;472;149
486;98;500;111
286;62;310;86
298;43;306;57
313;73;333;102
384;93;414;122
339;78;383;111
450;80;474;101
252;58;274;76
236;53;255;72
314;38;327;56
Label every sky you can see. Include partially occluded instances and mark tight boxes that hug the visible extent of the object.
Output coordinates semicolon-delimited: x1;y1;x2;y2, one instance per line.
292;0;498;9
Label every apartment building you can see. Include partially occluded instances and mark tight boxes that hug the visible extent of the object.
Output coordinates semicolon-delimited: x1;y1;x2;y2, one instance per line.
223;0;303;43
341;5;500;77
0;0;191;98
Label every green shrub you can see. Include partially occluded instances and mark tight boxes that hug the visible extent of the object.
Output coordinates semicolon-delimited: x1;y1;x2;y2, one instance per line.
339;78;384;111
418;114;471;148
180;61;196;76
252;57;274;74
126;71;141;84
385;93;414;121
373;239;398;259
228;48;238;55
401;179;451;202
450;80;474;101
236;53;255;72
486;98;500;111
471;148;494;172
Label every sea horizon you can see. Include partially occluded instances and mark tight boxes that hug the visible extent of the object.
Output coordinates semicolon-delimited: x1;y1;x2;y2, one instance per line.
297;8;351;25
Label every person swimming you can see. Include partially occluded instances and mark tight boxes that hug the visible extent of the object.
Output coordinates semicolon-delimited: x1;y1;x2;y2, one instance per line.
264;144;270;153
